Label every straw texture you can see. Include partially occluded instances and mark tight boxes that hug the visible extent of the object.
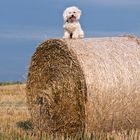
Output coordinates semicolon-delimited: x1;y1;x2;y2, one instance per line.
26;36;140;134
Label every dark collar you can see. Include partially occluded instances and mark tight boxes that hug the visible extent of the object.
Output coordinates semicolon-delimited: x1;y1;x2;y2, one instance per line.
66;19;77;23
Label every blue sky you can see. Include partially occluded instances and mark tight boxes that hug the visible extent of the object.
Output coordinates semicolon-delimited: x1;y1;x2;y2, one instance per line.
0;0;140;82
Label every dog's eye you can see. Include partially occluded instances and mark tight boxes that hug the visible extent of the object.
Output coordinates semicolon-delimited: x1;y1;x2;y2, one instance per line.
69;12;71;14
73;11;76;13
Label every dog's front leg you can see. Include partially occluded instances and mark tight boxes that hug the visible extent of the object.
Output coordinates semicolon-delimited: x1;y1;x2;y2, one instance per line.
73;30;84;39
72;31;79;39
63;30;71;39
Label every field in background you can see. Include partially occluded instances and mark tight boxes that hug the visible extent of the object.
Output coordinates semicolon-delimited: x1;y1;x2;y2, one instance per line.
0;84;31;139
0;84;139;140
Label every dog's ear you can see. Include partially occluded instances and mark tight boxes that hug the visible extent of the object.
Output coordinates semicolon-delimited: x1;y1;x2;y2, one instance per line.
76;8;82;19
77;8;81;15
63;9;68;22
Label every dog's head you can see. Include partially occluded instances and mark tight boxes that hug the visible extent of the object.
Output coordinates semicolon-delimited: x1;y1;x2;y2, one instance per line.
63;6;81;22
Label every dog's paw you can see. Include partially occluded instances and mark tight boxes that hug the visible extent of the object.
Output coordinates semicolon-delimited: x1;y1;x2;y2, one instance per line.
63;31;71;39
79;34;84;39
79;31;84;38
72;33;79;39
63;36;70;39
72;33;84;39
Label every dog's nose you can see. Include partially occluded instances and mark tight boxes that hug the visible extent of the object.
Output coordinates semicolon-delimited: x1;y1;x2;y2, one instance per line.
71;15;74;17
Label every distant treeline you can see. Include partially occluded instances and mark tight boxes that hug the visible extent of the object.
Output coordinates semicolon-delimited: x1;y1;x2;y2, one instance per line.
0;81;23;86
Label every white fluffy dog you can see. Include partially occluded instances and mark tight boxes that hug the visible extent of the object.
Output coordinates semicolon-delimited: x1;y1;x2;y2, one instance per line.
63;6;84;39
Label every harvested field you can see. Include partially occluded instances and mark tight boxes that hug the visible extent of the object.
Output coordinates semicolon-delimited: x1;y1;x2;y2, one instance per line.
0;84;139;139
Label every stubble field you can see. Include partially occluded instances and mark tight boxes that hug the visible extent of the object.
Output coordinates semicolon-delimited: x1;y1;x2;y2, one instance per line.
0;84;139;140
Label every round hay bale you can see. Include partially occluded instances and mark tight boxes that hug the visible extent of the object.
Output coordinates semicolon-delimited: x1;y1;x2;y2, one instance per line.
26;36;140;134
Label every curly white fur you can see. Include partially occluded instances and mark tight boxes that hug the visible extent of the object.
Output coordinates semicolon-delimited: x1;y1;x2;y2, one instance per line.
63;6;84;39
